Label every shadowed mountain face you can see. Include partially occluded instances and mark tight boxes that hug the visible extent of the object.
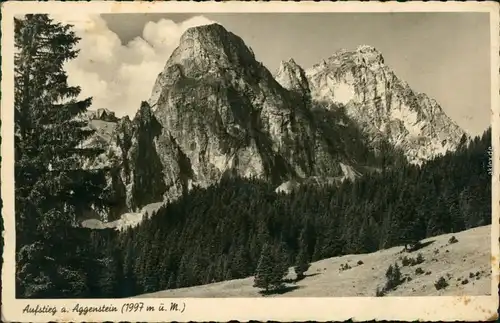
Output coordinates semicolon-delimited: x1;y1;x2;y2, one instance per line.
82;103;166;222
83;23;465;223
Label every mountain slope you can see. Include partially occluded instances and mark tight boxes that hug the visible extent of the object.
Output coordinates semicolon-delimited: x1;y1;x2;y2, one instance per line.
83;128;491;298
146;23;381;201
136;225;491;298
81;23;467;222
80;103;166;221
305;45;467;164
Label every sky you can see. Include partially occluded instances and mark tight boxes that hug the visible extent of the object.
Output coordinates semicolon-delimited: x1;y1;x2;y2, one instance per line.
55;12;491;136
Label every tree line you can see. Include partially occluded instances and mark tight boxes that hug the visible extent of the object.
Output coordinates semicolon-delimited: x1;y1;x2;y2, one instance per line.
87;126;488;297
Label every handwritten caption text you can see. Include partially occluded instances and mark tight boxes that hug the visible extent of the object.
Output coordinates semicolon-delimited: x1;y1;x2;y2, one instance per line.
22;302;186;316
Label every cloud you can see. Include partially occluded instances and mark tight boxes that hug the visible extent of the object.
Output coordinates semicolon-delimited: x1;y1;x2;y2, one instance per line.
51;14;216;117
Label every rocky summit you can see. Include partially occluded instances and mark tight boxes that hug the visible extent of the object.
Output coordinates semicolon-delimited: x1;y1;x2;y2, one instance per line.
305;45;466;163
83;23;466;224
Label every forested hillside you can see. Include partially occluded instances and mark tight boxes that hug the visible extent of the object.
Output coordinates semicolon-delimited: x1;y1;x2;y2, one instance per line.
82;127;491;298
136;225;491;298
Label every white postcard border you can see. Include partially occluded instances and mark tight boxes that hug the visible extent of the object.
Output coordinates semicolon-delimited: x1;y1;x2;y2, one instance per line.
1;1;499;322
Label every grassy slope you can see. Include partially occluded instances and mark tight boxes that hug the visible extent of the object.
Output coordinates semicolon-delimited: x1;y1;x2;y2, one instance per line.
136;225;492;298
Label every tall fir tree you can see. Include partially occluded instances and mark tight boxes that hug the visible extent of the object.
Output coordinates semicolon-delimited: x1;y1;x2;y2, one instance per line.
97;246;120;298
294;228;311;280
253;243;276;292
14;14;110;298
270;242;290;290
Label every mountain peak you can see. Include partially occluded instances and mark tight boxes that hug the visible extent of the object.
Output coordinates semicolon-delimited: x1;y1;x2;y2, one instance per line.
276;58;302;73
309;45;385;72
176;23;255;61
85;108;118;122
284;57;299;66
164;22;257;73
305;45;464;163
149;22;258;107
355;44;385;64
356;44;381;53
275;58;309;93
181;23;229;41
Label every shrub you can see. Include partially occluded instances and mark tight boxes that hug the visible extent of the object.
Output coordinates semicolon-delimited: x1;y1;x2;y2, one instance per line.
402;256;412;267
357;260;364;265
375;286;386;297
415;253;424;264
434;276;449;290
448;236;458;244
384;263;402;291
377;262;405;296
402;254;425;267
339;263;351;271
415;267;424;275
461;279;469;285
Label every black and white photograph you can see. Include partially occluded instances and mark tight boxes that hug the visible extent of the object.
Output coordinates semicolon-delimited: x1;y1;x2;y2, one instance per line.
2;1;499;322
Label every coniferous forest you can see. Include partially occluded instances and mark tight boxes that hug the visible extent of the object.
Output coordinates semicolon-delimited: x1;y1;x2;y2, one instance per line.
12;14;493;299
82;129;491;298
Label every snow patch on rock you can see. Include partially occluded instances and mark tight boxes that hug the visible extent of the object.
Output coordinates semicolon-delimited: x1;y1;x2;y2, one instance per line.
81;201;166;231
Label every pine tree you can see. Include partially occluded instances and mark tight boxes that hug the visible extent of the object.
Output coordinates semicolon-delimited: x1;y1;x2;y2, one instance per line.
294;229;310;281
232;245;251;279
121;238;138;297
253;243;275;292
14;14;110;298
270;242;289;290
97;246;119;298
142;255;159;293
166;273;175;290
294;248;310;281
384;262;402;291
458;133;469;152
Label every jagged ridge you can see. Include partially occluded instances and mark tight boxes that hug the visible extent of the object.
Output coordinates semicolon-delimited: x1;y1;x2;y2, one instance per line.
82;23;466;224
304;45;466;163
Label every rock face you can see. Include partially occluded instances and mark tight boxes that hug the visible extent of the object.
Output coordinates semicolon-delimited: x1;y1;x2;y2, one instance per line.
147;23;378;200
83;24;466;222
82;103;166;221
87;108;119;122
305;45;466;163
275;58;310;96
